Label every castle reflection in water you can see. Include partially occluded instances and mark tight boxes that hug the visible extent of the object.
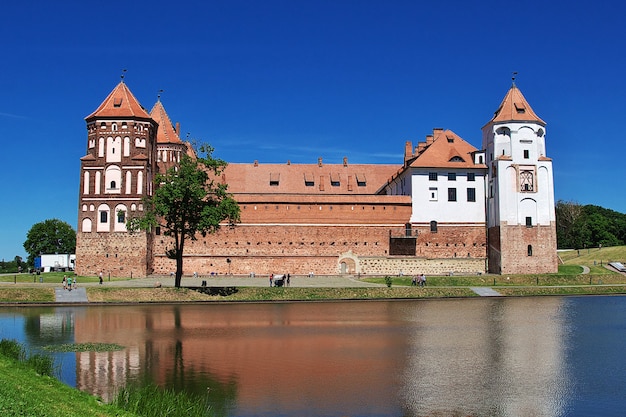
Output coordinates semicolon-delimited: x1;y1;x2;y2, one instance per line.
39;298;569;416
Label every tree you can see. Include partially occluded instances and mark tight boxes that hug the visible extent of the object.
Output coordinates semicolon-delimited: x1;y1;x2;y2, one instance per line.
128;143;240;288
23;219;76;265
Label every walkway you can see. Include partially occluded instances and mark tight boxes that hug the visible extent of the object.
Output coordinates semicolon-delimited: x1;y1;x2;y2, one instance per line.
470;287;502;297
54;287;88;303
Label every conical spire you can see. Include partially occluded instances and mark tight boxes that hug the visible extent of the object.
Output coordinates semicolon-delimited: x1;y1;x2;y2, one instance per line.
490;83;545;126
150;99;182;144
85;81;151;120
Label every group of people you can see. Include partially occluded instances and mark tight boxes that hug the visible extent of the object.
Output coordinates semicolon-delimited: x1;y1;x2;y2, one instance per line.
270;273;291;287
62;275;76;291
411;273;427;287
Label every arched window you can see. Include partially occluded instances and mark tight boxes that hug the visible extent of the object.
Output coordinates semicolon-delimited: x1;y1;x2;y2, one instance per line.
97;204;110;232
114;204;127;232
527;245;533;256
82;218;92;233
105;165;122;194
430;221;438;233
83;171;90;194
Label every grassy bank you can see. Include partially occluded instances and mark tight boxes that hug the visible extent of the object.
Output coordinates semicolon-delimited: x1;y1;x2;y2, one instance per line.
0;349;134;417
85;286;478;302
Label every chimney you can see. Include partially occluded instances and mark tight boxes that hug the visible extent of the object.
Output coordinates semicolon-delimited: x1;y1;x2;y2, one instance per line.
404;141;413;164
175;122;180;135
254;160;258;167
318;157;323;167
343;157;348;167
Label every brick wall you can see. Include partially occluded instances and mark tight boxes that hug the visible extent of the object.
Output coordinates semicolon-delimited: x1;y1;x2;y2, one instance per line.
489;223;558;274
76;231;153;278
359;256;486;276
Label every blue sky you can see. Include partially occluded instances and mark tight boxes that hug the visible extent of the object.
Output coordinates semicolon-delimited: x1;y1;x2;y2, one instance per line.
1;0;625;261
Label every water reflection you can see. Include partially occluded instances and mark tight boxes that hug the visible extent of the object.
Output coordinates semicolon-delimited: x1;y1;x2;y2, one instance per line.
398;298;570;416
6;296;626;416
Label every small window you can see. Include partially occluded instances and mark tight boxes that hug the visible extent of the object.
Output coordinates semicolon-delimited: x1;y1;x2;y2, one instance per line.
100;211;108;223
117;211;125;223
448;173;456;181
527;245;533;256
429;187;438;201
430;221;438;233
447;136;454;143
448;188;457;202
467;188;476;202
523;150;530;159
269;173;280;186
155;226;161;236
110;181;116;189
526;216;533;227
467;173;475;182
429;172;438;181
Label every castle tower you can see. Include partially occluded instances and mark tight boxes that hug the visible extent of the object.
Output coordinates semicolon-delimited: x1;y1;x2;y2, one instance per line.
76;80;158;277
150;97;188;174
482;80;558;274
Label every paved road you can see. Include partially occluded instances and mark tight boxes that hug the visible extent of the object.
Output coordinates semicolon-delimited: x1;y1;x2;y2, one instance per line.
96;274;386;288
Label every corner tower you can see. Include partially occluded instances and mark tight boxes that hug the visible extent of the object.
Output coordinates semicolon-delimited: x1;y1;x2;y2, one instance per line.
482;81;558;274
76;80;158;277
150;97;188;174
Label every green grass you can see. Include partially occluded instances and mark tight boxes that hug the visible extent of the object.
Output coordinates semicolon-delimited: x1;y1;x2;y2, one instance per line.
0;355;134;417
43;343;125;353
113;383;214;417
0;271;129;284
0;340;220;417
559;245;626;272
0;288;55;302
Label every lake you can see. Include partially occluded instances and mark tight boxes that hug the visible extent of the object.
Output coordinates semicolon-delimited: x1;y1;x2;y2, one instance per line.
2;296;626;416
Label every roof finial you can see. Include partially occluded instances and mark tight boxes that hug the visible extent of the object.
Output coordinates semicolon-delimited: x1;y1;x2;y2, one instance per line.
157;89;164;101
512;71;518;87
121;69;127;82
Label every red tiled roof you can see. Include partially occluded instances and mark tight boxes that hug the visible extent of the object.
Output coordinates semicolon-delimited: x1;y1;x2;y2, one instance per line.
150;100;182;144
222;162;400;195
488;84;545;126
85;82;151;120
407;129;484;169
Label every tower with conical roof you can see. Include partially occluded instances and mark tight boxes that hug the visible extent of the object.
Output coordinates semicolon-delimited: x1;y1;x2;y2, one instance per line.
76;79;158;277
482;79;558;274
150;96;188;174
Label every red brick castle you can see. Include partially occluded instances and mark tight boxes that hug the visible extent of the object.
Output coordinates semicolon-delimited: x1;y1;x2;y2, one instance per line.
76;80;558;277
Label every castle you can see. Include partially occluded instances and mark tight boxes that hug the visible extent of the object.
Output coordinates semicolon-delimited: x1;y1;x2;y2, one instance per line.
76;80;558;277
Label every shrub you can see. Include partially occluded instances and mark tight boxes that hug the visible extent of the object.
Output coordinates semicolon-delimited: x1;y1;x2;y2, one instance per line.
0;339;24;361
384;276;393;288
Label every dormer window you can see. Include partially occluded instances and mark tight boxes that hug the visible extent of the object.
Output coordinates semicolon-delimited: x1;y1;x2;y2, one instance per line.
449;156;464;162
269;173;279;186
113;98;123;107
447;136;454;143
514;102;526;114
356;173;366;186
304;172;314;187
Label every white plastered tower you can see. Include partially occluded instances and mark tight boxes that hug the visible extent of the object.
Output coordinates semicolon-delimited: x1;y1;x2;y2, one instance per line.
482;80;558;274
